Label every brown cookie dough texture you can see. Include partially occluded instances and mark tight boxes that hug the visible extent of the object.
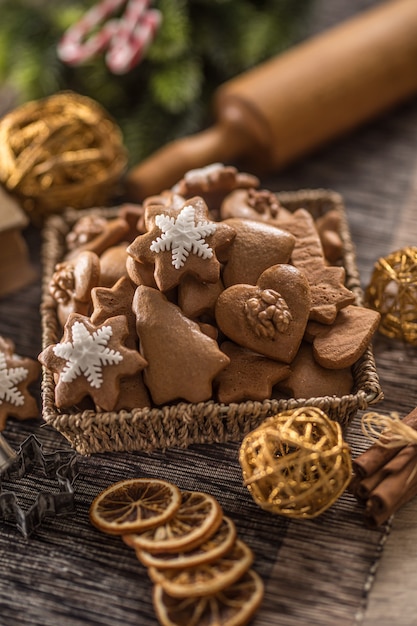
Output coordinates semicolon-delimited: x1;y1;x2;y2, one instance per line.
220;188;286;222
91;277;151;410
276;208;355;323
0;336;41;430
178;276;224;319
215;264;311;363
65;215;130;261
276;342;354;400
127;196;236;292
215;342;291;404
39;314;147;411
98;243;129;288
91;276;137;349
132;286;230;405
117;203;147;239
221;218;295;287
49;250;101;327
305;304;381;369
172;163;259;216
315;209;344;263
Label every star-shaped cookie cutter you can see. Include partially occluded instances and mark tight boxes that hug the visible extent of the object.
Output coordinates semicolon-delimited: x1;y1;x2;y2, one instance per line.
0;433;78;538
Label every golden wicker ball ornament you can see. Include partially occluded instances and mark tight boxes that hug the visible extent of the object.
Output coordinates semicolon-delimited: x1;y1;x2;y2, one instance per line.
0;91;128;219
239;407;352;519
365;246;417;345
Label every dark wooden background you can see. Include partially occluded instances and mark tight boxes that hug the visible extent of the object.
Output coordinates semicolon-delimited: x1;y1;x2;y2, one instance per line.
1;1;417;625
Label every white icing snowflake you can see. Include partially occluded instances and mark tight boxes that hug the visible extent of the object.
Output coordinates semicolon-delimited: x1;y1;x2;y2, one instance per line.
183;163;224;185
150;205;217;269
53;321;123;389
0;351;28;407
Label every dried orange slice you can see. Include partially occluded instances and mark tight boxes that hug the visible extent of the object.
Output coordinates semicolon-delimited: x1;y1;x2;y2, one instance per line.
153;569;264;626
148;539;253;598
89;478;181;535
136;516;237;570
123;490;222;554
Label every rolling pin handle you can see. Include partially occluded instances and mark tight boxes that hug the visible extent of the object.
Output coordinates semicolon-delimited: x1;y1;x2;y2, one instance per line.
125;121;256;202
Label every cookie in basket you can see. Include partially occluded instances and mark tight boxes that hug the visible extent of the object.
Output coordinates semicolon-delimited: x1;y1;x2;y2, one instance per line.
39;313;147;411
132;285;230;405
127;195;236;292
215;263;311;363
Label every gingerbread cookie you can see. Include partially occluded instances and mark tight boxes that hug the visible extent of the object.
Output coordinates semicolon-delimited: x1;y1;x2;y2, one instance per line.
220;188;285;222
215;342;290;404
49;250;101;327
0;336;41;430
65;214;108;252
91;276;137;349
91;276;151;410
275;342;353;399
215;264;311;363
143;190;186;213
178;276;224;319
132;286;230;405
221;218;295;287
197;322;219;341
111;375;151;411
305;304;381;369
126;255;158;289
65;216;130;261
117;203;147;239
39;314;147;411
315;209;344;263
98;243;129;288
276;209;355;323
172;163;259;217
127;196;236;292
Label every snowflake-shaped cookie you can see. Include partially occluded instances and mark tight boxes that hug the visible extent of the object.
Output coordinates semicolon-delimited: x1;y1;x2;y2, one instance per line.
127;196;236;292
53;322;123;389
150;204;217;269
0;351;28;408
0;336;40;431
39;314;147;411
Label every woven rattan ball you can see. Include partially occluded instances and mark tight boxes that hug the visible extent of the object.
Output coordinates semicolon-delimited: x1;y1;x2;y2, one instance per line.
365;246;417;345
0;91;128;220
239;407;352;519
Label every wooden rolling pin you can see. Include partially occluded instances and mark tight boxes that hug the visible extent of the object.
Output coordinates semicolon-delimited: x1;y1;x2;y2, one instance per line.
126;0;417;201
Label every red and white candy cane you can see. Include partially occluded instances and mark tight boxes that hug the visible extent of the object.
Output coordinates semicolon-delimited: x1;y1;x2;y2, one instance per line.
57;0;161;73
106;6;162;74
57;0;125;65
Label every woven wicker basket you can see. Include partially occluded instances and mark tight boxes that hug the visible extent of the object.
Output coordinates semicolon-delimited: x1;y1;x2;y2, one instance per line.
40;189;383;455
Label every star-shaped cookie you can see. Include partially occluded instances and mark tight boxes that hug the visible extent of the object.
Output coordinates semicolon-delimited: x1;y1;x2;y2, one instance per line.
215;342;290;404
91;276;137;349
0;336;41;431
39;314;147;411
127;196;236;292
275;342;353;399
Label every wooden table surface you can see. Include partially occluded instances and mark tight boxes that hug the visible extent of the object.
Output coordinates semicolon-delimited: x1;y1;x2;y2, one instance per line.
268;4;417;625
1;1;417;625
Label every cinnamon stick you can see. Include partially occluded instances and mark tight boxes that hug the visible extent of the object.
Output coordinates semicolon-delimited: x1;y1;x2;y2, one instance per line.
351;407;417;527
364;446;417;527
352;407;417;479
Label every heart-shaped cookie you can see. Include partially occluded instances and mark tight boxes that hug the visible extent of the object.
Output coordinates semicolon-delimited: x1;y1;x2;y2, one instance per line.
215;264;311;363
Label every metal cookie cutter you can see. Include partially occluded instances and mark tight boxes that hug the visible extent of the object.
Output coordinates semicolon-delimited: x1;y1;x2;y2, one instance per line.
0;433;78;538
